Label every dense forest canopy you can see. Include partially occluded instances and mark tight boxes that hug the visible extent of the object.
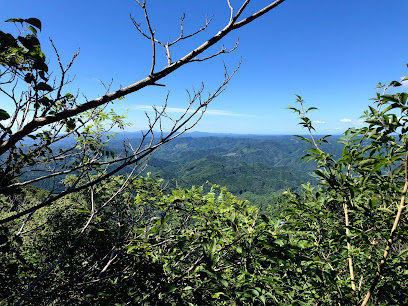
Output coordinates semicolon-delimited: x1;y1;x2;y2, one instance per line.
1;1;408;305
20;134;324;199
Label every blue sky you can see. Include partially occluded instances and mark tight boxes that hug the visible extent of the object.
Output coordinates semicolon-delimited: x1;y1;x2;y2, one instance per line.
2;0;408;135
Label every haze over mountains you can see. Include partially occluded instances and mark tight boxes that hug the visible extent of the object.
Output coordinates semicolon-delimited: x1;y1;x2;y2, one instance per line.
19;132;344;207
106;132;343;202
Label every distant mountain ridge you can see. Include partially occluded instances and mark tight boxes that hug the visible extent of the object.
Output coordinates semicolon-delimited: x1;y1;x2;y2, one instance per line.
129;135;344;198
19;133;344;207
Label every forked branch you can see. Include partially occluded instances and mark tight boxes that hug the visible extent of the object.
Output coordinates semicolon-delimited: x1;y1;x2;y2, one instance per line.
0;63;239;225
0;0;287;155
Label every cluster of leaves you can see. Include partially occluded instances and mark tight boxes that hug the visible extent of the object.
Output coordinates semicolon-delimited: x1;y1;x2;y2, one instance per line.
0;18;128;204
285;79;408;304
0;172;344;305
0;18;48;120
0;174;381;304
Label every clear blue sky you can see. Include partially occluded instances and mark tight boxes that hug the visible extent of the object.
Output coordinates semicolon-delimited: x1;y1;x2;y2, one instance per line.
2;0;408;135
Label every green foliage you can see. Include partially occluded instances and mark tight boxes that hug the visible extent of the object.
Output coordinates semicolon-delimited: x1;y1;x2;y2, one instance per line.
0;176;260;304
1;18;47;79
109;135;335;200
284;78;408;304
1;174;338;305
0;18;128;201
150;155;316;196
0;18;45;123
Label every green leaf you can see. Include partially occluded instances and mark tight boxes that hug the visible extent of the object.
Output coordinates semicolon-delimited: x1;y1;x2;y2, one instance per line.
18;35;40;51
230;210;236;223
305;107;318;113
126;245;136;254
5;18;25;24
377;207;393;214
66;119;76;131
382;94;400;103
0;109;10;120
5;18;41;31
399;248;408;257
75;209;90;214
260;214;270;223
28;26;37;35
0;31;18;49
220;278;228;287
24;73;35;83
213;292;227;299
249;289;259;297
35;82;53;92
39;96;51;106
389;80;402;87
314;169;328;179
286;106;300;114
26;18;42;31
165;285;177;294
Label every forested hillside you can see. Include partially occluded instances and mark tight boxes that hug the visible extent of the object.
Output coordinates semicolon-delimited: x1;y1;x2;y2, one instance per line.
20;135;334;203
139;136;323;195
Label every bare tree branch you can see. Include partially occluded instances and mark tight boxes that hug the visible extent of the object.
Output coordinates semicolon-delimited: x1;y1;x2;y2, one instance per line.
0;62;239;225
0;0;286;155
